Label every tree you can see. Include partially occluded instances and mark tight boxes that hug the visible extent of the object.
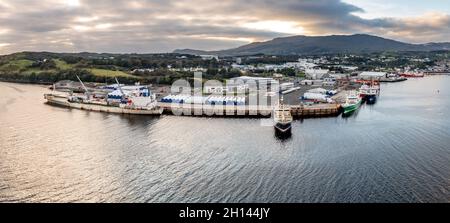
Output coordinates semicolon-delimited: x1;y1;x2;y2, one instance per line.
280;68;296;77
206;68;219;77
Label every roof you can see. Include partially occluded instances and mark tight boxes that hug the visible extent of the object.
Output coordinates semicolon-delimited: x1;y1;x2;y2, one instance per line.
306;69;329;74
231;76;274;81
108;90;123;96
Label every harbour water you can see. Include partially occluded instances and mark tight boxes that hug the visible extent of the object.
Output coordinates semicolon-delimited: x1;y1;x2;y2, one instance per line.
0;76;449;202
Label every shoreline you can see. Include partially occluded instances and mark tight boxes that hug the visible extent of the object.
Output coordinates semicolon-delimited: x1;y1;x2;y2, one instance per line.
0;78;54;85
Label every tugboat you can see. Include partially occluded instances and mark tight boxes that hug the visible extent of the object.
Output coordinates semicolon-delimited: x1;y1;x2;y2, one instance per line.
342;90;362;116
273;97;293;137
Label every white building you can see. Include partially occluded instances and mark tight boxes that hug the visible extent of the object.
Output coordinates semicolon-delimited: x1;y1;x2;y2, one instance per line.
203;83;248;94
329;73;349;79
300;80;313;85
339;65;358;71
132;68;155;74
230;76;278;90
200;55;219;60
273;73;283;79
322;78;336;86
306;69;329;79
297;59;317;69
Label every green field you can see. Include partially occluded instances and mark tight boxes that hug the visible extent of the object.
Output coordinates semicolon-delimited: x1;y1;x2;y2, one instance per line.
0;53;142;84
0;59;135;78
87;68;134;78
0;59;34;72
54;59;73;70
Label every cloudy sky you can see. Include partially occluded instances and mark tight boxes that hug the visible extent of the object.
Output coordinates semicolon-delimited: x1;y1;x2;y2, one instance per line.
0;0;449;54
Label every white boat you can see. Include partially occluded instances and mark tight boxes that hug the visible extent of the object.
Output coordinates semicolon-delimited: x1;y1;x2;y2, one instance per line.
342;91;362;115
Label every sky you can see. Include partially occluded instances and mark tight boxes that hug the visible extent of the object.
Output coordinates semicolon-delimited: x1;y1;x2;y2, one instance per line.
0;0;449;54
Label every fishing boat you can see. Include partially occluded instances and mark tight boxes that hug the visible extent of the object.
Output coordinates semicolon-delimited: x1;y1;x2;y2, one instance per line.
379;76;407;82
342;91;362;115
359;80;380;104
44;76;163;115
273;98;293;137
400;72;424;78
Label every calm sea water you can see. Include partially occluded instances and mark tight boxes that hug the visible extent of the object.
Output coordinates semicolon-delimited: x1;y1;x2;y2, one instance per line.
0;76;449;203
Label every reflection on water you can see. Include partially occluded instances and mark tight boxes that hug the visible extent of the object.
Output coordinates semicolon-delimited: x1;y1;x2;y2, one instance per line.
0;76;449;202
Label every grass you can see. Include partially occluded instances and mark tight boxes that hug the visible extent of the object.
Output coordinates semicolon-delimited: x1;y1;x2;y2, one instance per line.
0;59;71;73
0;59;34;72
53;59;73;70
0;58;138;80
87;68;135;78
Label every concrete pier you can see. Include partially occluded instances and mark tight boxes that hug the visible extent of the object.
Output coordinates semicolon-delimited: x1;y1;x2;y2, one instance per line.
158;102;273;117
290;104;341;118
158;102;341;118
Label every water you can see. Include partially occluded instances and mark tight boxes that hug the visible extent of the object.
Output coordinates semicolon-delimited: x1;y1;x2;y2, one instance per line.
0;76;449;203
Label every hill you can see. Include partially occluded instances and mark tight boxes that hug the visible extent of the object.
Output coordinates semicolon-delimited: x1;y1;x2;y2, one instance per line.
173;34;450;56
0;52;215;84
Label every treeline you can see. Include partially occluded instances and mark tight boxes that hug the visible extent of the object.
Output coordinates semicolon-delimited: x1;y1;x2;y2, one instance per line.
0;68;230;85
344;57;436;71
2;52;227;70
30;59;57;70
58;54;225;70
238;55;300;65
204;68;241;79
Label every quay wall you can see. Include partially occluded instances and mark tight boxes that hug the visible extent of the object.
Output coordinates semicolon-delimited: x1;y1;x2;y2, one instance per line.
158;102;341;118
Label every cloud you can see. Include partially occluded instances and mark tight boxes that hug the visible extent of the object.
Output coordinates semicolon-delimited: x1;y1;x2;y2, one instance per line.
353;12;450;43
0;0;449;54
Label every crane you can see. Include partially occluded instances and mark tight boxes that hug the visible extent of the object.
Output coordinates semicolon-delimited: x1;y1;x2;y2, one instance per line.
115;77;126;101
76;75;90;98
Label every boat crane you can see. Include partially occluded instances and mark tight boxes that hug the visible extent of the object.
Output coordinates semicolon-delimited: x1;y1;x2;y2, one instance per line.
114;77;125;97
76;75;90;98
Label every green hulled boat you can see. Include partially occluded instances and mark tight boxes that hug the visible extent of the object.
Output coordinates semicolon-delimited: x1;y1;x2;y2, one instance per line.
342;91;362;115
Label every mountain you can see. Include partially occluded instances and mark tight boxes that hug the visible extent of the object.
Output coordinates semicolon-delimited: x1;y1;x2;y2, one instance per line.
173;34;450;56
